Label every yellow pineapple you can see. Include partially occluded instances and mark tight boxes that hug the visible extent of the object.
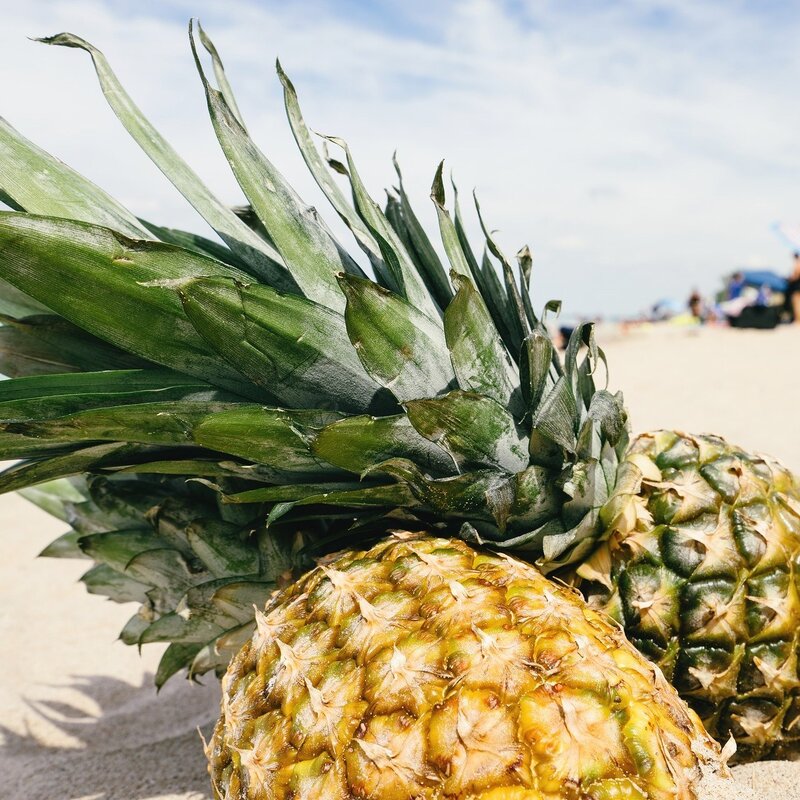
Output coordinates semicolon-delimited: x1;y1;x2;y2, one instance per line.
208;536;720;800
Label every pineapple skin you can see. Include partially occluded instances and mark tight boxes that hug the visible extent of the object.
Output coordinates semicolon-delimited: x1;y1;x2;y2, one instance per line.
208;535;719;800
575;431;800;761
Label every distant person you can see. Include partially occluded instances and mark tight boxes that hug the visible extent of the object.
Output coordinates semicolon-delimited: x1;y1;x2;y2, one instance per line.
688;289;704;321
785;252;800;323
727;271;745;300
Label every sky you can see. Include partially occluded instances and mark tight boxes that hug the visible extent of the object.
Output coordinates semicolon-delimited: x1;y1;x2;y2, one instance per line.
2;0;800;317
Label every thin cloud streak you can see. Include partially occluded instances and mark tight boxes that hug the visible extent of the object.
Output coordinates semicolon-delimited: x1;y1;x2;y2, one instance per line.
2;0;799;315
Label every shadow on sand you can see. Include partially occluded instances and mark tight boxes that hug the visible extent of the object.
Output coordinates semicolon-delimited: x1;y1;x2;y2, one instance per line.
0;672;220;800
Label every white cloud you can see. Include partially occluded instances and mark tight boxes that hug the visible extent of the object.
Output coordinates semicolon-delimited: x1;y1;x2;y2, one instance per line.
2;0;799;315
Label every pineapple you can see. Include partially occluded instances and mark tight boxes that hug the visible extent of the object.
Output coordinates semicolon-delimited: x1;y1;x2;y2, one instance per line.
0;21;792;793
207;535;718;800
569;431;800;762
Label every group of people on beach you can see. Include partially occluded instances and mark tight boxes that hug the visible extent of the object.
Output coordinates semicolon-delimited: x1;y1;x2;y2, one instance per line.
687;252;800;328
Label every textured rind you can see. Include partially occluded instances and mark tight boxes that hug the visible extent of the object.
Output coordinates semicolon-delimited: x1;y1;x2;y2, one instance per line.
577;431;800;762
208;534;719;800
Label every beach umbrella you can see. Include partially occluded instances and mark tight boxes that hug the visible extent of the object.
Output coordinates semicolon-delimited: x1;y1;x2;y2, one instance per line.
739;269;787;292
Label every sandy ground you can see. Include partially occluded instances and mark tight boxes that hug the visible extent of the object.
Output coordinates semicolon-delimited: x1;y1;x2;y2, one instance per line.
0;323;798;799
605;323;800;470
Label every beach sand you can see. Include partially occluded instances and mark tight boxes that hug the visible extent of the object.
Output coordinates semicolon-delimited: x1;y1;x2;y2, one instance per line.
0;323;798;799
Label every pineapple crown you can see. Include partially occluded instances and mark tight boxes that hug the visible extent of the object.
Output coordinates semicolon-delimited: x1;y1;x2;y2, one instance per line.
0;23;627;679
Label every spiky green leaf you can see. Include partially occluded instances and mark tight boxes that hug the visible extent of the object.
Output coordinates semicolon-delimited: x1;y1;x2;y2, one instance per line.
177;276;385;413
405;391;528;473
0;402;342;478
38;32;290;286
338;274;455;403
276;61;385;272
190;27;361;312
325;136;441;320
313;413;454;476
0;213;261;397
224;482;415;509
444;273;520;415
0;368;225;419
0;116;150;238
196;22;247;130
0;314;149;378
431;163;476;284
0;443;144;493
391;156;452;308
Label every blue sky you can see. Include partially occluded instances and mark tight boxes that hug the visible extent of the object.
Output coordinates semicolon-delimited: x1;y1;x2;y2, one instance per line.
4;0;800;316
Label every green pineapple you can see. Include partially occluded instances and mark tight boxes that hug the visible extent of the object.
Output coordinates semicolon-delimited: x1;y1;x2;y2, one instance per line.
568;430;800;762
0;21;793;795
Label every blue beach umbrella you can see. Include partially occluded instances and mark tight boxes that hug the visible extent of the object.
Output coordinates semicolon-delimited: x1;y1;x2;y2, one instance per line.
737;269;787;292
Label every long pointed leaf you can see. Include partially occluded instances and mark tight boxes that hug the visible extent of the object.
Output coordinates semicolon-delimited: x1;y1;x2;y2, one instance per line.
431;162;476;283
224;481;367;503
516;245;539;329
0;314;149;378
325;136;441;321
405;391;528;473
0;368;224;419
0;401;238;459
338;274;454;403
451;179;481;275
0;402;342;476
313;413;454;475
225;482;414;508
103;457;273;479
196;22;247;131
178;276;385;413
38;32;291;287
276;61;385;271
0;213;262;398
444;273;521;416
189;26;360;312
474;192;529;341
392;155;452;307
450;179;518;353
478;247;521;356
0;442;140;493
0;116;150;238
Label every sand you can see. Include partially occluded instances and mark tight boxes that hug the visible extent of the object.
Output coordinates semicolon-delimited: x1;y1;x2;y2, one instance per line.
0;323;799;799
